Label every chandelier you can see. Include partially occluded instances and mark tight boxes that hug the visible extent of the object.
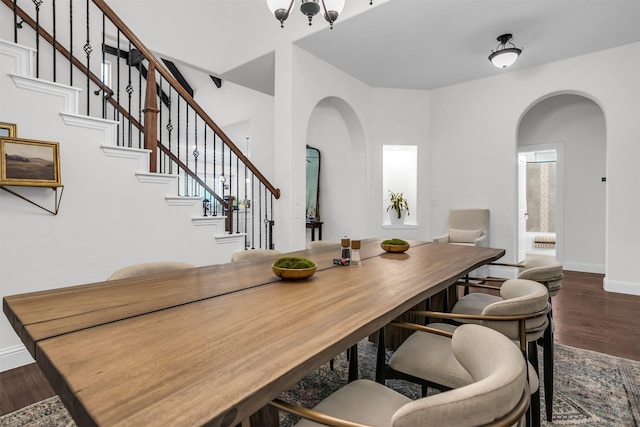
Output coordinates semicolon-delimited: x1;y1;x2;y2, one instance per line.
266;0;373;29
488;34;523;68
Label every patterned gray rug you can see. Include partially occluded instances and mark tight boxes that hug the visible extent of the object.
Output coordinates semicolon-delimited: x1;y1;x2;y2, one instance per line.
1;341;638;427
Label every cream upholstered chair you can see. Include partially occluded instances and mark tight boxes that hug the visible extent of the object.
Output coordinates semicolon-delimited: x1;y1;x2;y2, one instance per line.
433;208;490;247
306;240;339;249
272;324;530;427
231;248;282;262
379;279;549;427
463;256;563;423
107;261;195;280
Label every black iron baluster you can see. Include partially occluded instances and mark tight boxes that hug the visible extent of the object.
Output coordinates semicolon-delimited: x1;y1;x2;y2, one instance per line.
84;0;91;115
116;29;121;143
68;0;72;85
220;134;225;207
100;13;105;118
236;154;240;234
258;182;263;248
166;85;173;174
229;143;233;230
193;115;198;197
185;104;189;195
13;0;18;43
251;174;255;248
126;41;133;147
52;0;56;82
138;58;142;148
269;193;275;249
176;97;181;194
33;0;42;78
203;126;207;193
212;133;217;216
158;76;164;173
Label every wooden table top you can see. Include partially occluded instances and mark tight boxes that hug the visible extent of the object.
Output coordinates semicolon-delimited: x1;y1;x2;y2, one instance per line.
3;239;504;427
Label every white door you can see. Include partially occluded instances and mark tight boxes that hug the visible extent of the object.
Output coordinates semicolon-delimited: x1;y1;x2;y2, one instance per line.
518;155;528;263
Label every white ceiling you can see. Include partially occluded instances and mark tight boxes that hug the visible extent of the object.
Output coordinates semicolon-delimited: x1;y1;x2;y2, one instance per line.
111;0;640;95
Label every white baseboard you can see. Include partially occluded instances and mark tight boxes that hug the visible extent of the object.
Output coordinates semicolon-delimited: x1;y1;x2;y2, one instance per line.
563;261;605;274
604;277;640;296
0;344;34;372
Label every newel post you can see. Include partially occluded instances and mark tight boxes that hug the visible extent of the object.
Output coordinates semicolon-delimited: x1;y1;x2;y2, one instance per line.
143;62;159;172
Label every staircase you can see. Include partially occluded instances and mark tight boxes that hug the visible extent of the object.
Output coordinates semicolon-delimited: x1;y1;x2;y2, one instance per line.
0;0;279;247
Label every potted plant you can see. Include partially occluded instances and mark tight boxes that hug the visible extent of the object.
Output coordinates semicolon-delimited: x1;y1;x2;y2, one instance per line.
387;191;410;224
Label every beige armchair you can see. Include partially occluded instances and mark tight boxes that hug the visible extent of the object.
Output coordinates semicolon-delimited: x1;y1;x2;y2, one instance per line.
433;208;490;247
272;324;530;427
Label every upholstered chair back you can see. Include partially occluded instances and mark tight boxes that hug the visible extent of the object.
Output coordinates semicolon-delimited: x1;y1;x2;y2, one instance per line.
392;324;528;427
231;249;282;262
306;240;339;249
434;208;490;246
107;261;195;280
520;256;563;297
479;279;549;341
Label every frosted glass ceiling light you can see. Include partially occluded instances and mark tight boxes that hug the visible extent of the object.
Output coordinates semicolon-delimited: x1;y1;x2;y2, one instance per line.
488;34;523;68
267;0;357;29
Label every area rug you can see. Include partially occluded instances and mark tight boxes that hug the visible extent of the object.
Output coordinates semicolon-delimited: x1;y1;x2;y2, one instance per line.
1;342;638;427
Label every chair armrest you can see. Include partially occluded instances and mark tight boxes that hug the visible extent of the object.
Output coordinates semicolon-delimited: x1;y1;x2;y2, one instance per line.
489;262;525;268
389;321;454;338
433;234;449;243
473;233;488;246
456;281;502;291
270;398;373;427
464;276;508;283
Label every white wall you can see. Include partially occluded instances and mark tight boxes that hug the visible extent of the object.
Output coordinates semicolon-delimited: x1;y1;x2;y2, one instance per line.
428;43;640;294
518;94;606;273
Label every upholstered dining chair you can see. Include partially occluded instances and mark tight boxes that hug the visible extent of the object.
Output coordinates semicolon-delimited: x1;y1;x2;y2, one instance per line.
107;261;196;280
306;240;339;249
378;279;549;427
433;208;490;247
462;256;563;422
231;248;282;262
271;323;530;427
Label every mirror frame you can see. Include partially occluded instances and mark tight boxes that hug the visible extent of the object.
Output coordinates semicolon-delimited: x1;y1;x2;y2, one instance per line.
306;145;321;222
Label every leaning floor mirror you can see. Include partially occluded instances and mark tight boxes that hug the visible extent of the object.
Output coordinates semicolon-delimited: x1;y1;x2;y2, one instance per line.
306;145;320;221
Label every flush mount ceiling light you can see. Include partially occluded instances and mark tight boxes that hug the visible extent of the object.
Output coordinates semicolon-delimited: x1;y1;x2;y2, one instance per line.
267;0;372;29
488;34;523;68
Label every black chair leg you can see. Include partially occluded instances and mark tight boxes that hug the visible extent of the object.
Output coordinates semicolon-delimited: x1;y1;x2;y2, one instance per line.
528;340;541;427
543;312;554;421
375;327;386;384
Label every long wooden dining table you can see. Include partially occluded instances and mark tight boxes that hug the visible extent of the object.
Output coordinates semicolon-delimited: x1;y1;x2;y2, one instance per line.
3;239;504;427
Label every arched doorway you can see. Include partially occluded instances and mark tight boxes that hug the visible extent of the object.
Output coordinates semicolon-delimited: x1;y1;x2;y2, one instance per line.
517;94;606;273
306;97;367;242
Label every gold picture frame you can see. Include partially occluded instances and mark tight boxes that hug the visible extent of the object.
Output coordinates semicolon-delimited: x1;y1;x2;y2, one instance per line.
0;137;62;187
0;122;17;138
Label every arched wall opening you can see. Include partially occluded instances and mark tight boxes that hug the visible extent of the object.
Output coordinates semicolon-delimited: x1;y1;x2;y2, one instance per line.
306;97;367;243
517;93;606;273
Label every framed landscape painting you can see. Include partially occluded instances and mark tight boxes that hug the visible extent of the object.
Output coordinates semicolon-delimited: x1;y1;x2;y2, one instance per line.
0;122;17;137
0;137;62;187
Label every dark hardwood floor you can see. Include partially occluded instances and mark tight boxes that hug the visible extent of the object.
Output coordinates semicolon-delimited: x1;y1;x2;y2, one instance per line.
1;270;639;417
